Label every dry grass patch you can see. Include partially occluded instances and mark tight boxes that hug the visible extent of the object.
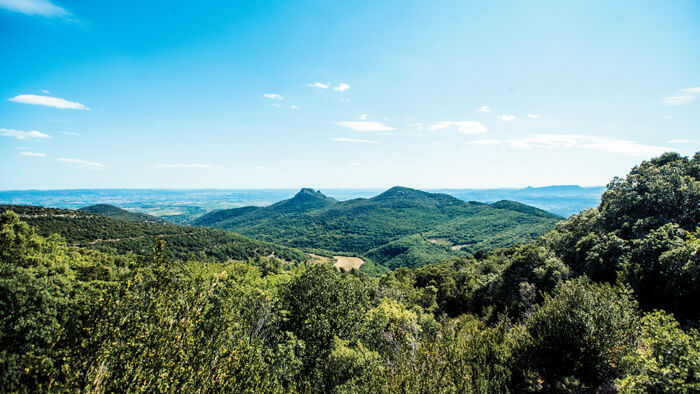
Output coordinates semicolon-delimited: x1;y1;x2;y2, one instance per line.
333;256;364;271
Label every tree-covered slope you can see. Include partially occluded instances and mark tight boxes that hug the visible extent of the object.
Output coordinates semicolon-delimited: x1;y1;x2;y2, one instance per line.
193;186;561;268
0;205;308;264
2;152;699;393
79;203;167;223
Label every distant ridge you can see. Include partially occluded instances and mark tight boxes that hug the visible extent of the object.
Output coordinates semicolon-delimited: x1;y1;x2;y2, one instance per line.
79;204;166;223
194;186;562;271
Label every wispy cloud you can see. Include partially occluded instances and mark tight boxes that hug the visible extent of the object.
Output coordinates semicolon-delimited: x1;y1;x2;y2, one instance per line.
290;105;299;110
469;134;669;156
40;89;51;94
57;158;104;170
429;121;487;134
668;139;692;144
527;114;540;119
20;151;46;157
680;87;700;93
335;121;394;132
359;113;368;120
1;128;51;140
0;0;69;17
498;114;516;121
662;95;695;106
263;93;283;100
156;163;222;169
9;94;89;110
307;82;329;89
59;131;79;136
332;137;378;144
333;83;350;92
477;106;490;113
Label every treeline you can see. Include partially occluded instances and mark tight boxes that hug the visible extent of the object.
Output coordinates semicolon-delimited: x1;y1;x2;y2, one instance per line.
1;152;699;392
0;205;308;264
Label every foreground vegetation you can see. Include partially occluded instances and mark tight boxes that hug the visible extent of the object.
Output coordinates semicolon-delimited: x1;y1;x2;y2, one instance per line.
1;152;699;392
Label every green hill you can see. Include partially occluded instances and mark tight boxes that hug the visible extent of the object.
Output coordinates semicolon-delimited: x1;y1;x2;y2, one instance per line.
79;204;167;223
0;204;308;264
193;186;562;269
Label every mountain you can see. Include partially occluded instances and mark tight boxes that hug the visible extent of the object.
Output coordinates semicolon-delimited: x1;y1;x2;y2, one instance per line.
0;204;308;264
79;204;166;223
193;186;562;270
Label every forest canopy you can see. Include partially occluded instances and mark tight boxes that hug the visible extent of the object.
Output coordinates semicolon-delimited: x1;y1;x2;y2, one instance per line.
1;152;699;393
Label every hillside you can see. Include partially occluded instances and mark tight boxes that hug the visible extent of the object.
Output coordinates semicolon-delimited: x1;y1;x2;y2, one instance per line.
0;205;308;264
79;203;167;223
193;186;562;269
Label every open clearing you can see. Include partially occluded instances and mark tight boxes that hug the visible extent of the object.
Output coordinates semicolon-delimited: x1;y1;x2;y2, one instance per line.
308;253;333;264
333;256;364;271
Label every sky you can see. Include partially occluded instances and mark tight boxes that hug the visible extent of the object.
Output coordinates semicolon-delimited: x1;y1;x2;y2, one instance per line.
1;0;698;190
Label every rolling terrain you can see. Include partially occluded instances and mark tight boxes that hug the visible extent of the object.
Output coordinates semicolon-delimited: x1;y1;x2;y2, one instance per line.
193;186;562;269
0;204;308;264
79;203;167;223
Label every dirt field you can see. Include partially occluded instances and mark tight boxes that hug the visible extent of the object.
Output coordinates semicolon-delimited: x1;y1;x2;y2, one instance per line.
333;256;364;271
308;253;333;264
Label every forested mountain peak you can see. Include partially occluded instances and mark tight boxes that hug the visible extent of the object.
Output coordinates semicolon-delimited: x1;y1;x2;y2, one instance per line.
293;188;334;202
373;186;430;200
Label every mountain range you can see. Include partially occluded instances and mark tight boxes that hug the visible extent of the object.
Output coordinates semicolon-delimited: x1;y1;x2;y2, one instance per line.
193;186;562;270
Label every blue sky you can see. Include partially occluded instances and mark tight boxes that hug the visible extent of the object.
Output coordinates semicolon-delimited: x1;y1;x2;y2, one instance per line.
1;0;698;189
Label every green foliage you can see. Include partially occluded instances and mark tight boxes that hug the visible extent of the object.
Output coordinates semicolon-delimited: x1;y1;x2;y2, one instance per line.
0;204;308;264
79;203;167;223
517;277;640;391
618;311;700;393
3;151;700;393
194;186;561;270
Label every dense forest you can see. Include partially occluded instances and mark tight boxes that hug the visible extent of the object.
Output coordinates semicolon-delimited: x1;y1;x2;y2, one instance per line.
1;152;699;392
193;187;561;270
0;204;308;264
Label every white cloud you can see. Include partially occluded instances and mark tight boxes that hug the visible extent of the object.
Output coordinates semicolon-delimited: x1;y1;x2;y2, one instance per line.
668;139;692;144
272;103;281;108
20;151;46;157
156;163;222;169
477;106;490;113
498;114;516;121
429;121;487;134
527;114;540;119
333;83;350;92
359;113;368;120
307;82;329;89
40;89;51;94
57;158;104;170
0;0;69;17
662;95;695;106
680;87;700;93
290;105;299;110
1;128;51;140
332;137;378;144
9;94;89;110
468;139;501;145
469;134;669;156
60;131;79;136
335;121;394;132
263;93;283;100
663;115;673;119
